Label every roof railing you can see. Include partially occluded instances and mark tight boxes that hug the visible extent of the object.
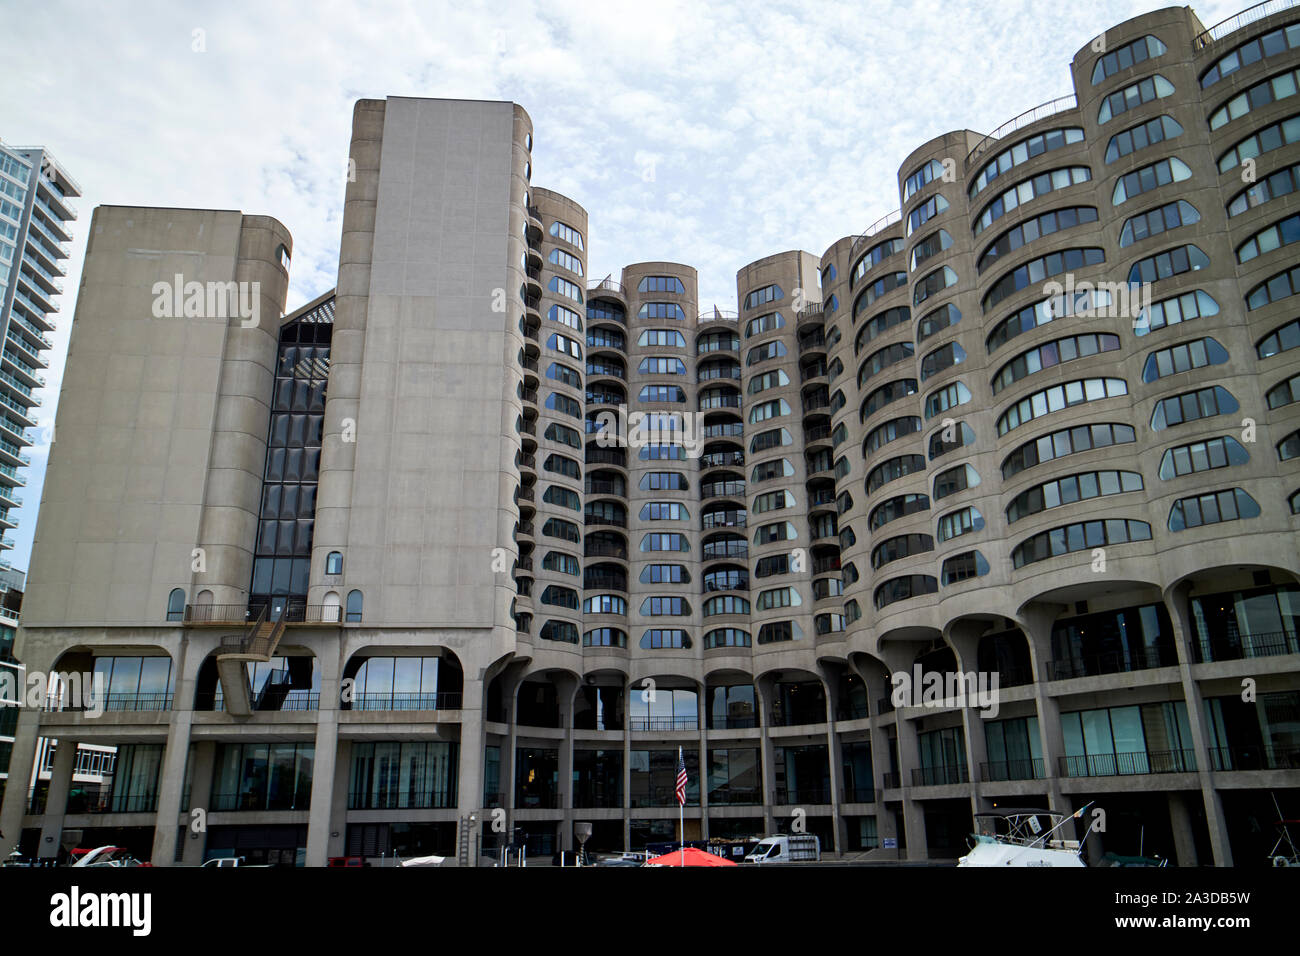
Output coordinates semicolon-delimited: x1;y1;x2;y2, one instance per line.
964;94;1078;170
848;208;902;255
1195;0;1300;47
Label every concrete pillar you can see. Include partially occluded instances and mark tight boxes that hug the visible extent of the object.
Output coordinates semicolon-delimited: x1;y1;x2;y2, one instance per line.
697;687;709;841
622;711;631;852
181;741;216;866
150;709;194;866
0;705;42;857
1018;606;1068;812
456;676;487;863
37;735;77;861
304;709;339;866
1168;792;1198;866
1163;585;1233;866
327;738;351;860
756;680;776;835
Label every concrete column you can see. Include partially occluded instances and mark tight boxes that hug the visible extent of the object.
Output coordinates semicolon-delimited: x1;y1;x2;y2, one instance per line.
37;736;77;861
1163;585;1233;866
181;741;216;866
1168;792;1198;866
756;681;776;835
304;709;339;866
697;688;709;841
0;705;43;857
622;712;631;852
895;717;929;860
327;738;351;860
456;676;487;863
1018;607;1068;812
150;709;194;866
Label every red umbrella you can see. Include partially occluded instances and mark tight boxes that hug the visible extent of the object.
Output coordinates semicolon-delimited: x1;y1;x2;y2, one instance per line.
644;847;738;867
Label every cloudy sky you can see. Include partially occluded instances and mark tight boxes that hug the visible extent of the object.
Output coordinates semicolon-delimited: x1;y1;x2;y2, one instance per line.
0;0;1242;572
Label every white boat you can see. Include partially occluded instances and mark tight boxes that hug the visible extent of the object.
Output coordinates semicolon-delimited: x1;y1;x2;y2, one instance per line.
958;807;1088;867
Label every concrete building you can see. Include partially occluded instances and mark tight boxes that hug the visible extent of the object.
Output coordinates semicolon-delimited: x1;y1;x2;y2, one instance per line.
1;4;1299;866
0;141;79;567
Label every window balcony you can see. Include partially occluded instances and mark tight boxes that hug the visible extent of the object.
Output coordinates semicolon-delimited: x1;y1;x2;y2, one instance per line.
1195;629;1300;663
707;786;761;806
347;788;456;810
842;786;876;802
912;765;969;786
628;716;697;732
1058;749;1196;777
772;786;831;805
344;692;461;711
1047;646;1179;680
1207;744;1300;772
980;758;1046;782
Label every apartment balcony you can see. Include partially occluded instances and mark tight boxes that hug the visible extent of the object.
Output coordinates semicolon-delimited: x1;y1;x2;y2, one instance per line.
24;235;63;275
16;273;57;314
26;213;71;258
707;787;761;806
700;450;744;470
628;716;697;732
44;692;174;713
1207;744;1300;772
1195;629;1300;663
21;255;62;296
4;328;48;367
842;786;876;803
0;487;19;509
911;765;969;786
980;758;1046;782
584;446;626;468
772;786;832;805
1;351;44;389
0;440;30;468
1058;749;1196;778
347;788;456;810
36;179;78;222
7;309;54;349
210;791;309;813
587;278;626;300
344;692;462;711
515;790;563;810
583;569;627;592
1047;646;1179;681
583;541;628;560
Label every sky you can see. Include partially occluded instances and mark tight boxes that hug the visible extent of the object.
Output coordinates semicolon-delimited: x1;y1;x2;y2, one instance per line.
0;0;1245;573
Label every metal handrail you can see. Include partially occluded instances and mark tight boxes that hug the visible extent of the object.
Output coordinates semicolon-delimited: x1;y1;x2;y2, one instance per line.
587;278;625;296
849;209;902;254
965;94;1079;169
1195;0;1300;47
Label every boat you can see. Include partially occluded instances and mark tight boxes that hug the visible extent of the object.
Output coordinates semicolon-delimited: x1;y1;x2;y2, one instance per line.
958;806;1090;867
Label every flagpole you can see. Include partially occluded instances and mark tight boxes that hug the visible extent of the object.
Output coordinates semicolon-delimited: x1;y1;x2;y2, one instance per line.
679;745;684;868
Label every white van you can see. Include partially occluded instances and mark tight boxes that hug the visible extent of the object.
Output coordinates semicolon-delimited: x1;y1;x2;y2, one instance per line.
742;834;821;863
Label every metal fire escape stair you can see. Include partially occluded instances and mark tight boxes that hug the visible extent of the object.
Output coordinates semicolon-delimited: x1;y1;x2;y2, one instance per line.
214;605;289;717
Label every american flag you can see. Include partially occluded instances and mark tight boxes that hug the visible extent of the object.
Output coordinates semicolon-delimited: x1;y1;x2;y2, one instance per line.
675;747;687;806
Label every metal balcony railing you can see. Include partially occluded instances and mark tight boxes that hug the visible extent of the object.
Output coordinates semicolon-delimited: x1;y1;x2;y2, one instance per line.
1207;744;1300;771
628;716;698;732
1195;629;1300;662
772;787;832;805
1047;646;1179;680
981;758;1046;782
345;692;462;711
912;765;969;786
347;788;456;810
842;786;876;803
1059;749;1196;778
1196;0;1300;46
707;787;761;806
965;94;1079;168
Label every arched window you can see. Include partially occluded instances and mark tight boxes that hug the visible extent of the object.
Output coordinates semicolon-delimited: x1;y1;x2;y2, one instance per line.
325;551;343;575
323;591;341;623
346;590;364;623
167;588;185;622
